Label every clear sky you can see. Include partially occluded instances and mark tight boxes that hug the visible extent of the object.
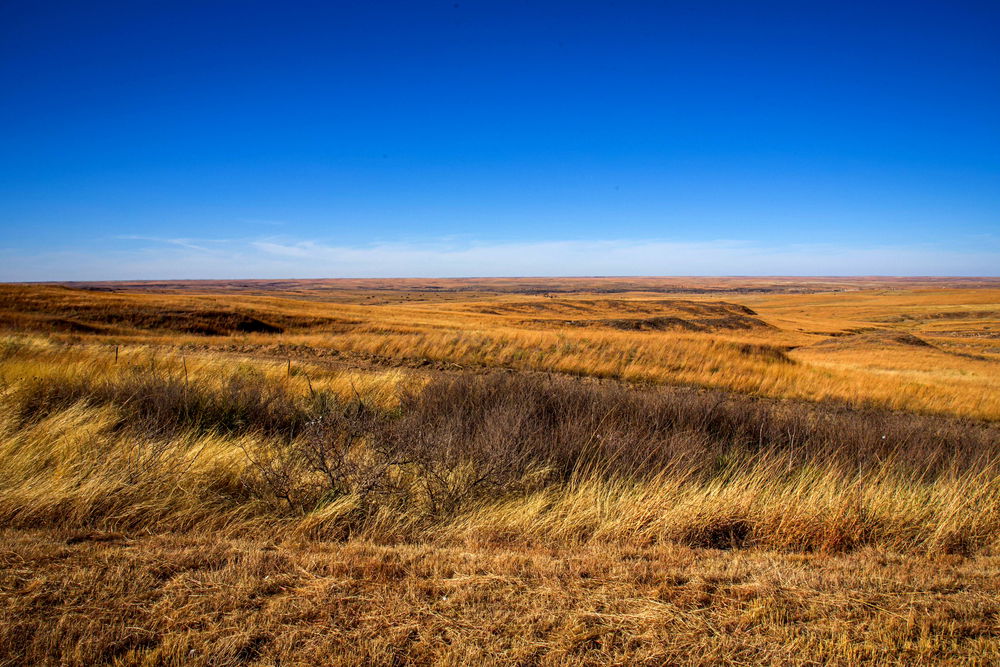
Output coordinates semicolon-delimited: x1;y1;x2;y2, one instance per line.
1;0;998;279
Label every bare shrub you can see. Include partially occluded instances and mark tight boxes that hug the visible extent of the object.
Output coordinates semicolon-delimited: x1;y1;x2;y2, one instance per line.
241;398;402;516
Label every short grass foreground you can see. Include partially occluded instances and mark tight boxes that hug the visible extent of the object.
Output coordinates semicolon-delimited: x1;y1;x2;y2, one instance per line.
4;531;999;665
1;337;999;663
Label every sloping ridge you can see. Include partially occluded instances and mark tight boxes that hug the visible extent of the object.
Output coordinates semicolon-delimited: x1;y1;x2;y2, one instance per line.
811;331;935;350
504;299;772;332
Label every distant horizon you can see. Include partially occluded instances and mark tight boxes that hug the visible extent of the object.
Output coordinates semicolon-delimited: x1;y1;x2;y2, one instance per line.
9;274;1000;285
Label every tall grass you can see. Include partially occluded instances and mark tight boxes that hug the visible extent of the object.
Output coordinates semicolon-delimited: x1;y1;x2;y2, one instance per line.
320;326;1000;419
1;339;997;554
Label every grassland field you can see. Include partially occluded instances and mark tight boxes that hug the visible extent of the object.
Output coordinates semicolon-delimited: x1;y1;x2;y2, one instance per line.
1;277;999;665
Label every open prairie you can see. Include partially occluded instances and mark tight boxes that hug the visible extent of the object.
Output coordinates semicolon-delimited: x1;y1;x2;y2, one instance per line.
2;277;1000;664
7;276;1000;417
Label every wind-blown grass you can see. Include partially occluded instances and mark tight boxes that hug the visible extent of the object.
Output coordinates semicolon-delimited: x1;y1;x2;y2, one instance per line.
2;326;1000;664
2;339;997;555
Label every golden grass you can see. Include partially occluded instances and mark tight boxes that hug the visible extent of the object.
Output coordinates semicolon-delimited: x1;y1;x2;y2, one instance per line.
2;281;997;419
2;279;999;663
1;352;998;663
2;339;997;553
6;398;996;554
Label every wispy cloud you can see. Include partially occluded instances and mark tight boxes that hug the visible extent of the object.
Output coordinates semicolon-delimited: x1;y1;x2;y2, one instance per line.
114;235;230;253
2;236;998;281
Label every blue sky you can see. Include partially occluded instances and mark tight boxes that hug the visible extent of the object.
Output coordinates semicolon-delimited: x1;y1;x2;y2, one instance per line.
1;0;998;279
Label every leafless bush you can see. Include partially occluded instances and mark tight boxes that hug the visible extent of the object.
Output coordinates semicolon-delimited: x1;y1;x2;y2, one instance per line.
387;383;552;515
242;398;406;515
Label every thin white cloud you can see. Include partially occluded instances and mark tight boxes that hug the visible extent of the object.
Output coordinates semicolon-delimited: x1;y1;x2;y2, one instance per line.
114;235;231;253
2;237;999;281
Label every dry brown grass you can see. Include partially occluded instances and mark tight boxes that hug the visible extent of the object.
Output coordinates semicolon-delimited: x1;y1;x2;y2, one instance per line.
2;339;996;551
2;281;997;419
1;278;999;664
4;530;999;666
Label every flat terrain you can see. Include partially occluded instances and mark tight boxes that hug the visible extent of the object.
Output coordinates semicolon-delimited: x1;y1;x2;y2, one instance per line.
1;277;998;664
